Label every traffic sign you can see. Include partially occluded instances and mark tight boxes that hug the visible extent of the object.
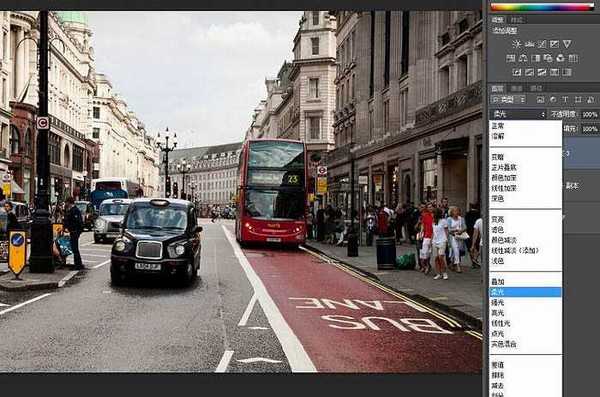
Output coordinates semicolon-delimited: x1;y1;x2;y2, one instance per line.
317;166;327;177
316;177;327;194
8;231;27;278
36;116;49;130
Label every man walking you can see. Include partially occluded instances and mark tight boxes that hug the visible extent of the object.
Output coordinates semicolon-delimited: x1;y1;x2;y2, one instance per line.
64;196;84;270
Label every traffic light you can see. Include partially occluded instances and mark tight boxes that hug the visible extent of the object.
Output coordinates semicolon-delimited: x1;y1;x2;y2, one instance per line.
165;176;172;197
172;182;179;198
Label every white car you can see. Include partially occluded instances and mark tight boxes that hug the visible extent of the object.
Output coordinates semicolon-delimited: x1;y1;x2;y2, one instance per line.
94;198;132;243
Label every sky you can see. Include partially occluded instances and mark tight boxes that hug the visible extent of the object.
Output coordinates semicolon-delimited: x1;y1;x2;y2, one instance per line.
86;11;301;148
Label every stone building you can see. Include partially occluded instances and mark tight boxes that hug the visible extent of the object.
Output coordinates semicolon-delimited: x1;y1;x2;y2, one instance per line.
159;142;242;208
326;11;483;214
91;72;160;195
0;11;100;203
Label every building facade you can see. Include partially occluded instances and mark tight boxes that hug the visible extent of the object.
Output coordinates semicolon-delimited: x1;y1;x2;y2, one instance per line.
0;11;159;203
159;142;242;208
326;11;483;214
91;72;160;195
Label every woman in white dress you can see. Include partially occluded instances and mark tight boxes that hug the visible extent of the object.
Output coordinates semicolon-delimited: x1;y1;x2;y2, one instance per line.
447;206;466;273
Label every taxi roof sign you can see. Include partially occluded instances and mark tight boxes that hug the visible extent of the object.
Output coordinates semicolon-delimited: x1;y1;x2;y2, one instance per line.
150;199;169;207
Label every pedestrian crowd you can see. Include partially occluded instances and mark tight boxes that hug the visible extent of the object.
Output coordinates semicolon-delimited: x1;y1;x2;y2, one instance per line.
308;197;483;281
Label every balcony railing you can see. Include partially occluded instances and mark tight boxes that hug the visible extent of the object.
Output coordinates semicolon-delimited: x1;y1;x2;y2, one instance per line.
415;80;482;127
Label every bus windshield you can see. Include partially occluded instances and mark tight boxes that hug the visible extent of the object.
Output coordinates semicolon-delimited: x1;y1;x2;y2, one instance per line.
95;181;123;191
248;141;304;169
244;188;305;220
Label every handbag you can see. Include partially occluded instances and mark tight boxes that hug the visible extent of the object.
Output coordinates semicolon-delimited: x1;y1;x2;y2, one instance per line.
455;231;470;240
57;235;73;257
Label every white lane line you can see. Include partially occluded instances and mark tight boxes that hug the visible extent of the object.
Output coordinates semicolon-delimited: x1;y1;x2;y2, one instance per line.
93;259;110;269
58;271;80;287
222;225;316;373
0;293;52;315
248;326;269;330
215;350;234;373
0;302;10;307
80;253;108;258
237;357;282;364
237;293;257;327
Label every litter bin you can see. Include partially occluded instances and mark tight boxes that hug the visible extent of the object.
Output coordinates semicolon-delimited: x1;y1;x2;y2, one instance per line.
376;237;396;270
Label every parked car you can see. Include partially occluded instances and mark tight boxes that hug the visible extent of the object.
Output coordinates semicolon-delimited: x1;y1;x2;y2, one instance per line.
75;200;97;231
94;198;132;243
110;198;202;286
12;201;32;234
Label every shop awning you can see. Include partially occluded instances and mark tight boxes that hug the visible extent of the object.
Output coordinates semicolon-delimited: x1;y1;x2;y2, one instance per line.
11;180;25;194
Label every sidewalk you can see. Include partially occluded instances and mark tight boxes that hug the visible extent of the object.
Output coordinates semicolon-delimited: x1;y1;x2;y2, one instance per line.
305;238;483;328
0;262;80;291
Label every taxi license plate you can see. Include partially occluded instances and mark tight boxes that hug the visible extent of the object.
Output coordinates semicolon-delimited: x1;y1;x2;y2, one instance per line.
266;237;281;242
135;263;161;271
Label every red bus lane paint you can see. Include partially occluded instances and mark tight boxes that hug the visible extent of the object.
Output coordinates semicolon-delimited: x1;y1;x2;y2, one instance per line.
234;246;482;373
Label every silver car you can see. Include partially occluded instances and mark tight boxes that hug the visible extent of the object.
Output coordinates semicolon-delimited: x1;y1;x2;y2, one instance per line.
94;198;132;243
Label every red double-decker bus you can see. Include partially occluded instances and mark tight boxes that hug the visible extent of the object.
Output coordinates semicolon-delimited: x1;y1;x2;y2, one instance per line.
235;139;307;246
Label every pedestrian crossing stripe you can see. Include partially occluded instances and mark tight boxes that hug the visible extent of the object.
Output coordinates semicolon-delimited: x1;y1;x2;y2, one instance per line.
0;302;9;307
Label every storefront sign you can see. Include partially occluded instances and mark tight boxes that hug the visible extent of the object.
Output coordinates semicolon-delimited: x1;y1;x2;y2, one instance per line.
2;182;10;197
373;175;383;191
358;175;368;185
316;177;327;194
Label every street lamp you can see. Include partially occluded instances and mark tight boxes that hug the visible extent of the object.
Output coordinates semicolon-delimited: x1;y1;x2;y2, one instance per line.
347;141;358;257
155;127;177;197
176;159;191;199
190;181;197;203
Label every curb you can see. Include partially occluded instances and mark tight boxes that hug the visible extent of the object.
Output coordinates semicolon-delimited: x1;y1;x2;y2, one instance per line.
303;243;482;331
0;269;80;292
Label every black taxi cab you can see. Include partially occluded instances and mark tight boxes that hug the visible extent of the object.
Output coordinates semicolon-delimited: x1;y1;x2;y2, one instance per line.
110;198;202;286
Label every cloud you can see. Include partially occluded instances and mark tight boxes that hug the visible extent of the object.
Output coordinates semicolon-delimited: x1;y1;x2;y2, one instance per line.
86;11;301;147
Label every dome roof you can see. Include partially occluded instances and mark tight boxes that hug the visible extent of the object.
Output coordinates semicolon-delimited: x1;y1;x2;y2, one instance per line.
56;11;88;25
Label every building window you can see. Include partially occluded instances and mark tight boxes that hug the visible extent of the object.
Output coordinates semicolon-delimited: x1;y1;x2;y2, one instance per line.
383;100;390;133
351;30;356;61
421;158;438;202
441;32;450;46
458;18;469;34
93;127;100;139
400;88;409;127
72;145;84;172
312;11;319;25
439;66;450;97
311;37;319;55
401;11;410;75
49;134;60;165
93;106;100;119
457;54;468;88
309;78;319;98
384;11;391;86
24;128;32;155
336;88;340;110
308;116;321;140
63;145;70;168
1;78;6;106
368;109;374;140
9;125;19;155
351;74;355;99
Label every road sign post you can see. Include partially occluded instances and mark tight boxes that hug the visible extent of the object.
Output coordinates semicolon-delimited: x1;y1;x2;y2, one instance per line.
8;231;27;279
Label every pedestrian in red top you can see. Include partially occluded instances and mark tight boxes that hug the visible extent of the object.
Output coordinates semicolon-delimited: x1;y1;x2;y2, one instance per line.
418;202;434;274
377;204;389;236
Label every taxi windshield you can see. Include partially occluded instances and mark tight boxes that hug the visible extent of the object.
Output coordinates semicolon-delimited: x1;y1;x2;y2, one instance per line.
99;203;129;216
126;203;187;231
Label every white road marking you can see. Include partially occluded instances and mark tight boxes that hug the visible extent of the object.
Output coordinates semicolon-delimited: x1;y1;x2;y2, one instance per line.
222;225;316;373
215;350;234;373
237;293;257;327
237;357;283;364
0;302;10;307
248;326;269;330
0;293;52;315
80;253;108;258
58;271;80;287
93;259;110;269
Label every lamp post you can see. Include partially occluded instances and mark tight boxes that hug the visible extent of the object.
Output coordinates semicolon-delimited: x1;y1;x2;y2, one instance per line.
155;127;177;197
29;11;53;273
190;181;197;203
177;159;191;199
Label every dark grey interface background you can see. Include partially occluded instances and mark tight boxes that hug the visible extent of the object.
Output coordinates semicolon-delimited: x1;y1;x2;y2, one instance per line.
486;4;599;396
